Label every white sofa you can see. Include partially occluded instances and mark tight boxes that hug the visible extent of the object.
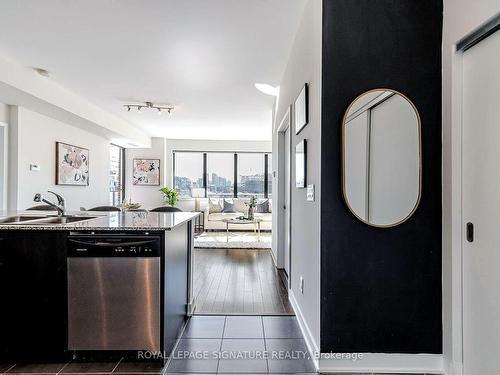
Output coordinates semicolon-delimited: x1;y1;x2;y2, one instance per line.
198;198;272;231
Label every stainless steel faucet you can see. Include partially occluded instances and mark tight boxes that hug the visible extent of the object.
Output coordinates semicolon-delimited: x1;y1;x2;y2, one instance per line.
34;191;66;216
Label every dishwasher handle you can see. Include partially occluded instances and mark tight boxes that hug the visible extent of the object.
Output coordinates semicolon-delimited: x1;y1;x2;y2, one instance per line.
68;238;158;247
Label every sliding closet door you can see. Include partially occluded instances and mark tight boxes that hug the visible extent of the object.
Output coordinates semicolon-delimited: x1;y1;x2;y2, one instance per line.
368;95;419;224
344;112;369;221
462;29;500;375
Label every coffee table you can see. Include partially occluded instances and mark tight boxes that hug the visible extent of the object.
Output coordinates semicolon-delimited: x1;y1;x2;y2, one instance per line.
222;217;263;242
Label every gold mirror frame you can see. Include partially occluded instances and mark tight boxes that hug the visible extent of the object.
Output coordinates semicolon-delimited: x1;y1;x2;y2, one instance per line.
341;88;422;228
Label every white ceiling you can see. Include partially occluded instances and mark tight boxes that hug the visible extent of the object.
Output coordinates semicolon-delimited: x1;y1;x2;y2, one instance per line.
0;0;307;141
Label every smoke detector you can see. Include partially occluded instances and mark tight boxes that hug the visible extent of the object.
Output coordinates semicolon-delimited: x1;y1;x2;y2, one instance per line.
33;68;50;77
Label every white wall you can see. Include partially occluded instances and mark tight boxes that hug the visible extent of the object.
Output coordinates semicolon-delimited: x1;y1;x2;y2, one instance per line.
272;0;321;352
8;106;110;210
0;103;7;210
442;2;500;374
124;137;167;210
0;102;8;123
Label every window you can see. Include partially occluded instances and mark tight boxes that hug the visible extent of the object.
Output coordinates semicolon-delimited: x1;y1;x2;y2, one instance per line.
173;151;271;198
237;153;265;198
109;144;124;206
174;152;205;198
207;153;234;197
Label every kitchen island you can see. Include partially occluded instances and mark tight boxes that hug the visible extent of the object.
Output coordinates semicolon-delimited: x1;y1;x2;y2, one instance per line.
0;211;200;362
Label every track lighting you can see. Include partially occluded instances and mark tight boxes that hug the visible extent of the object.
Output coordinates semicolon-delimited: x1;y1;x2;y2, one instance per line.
123;101;174;116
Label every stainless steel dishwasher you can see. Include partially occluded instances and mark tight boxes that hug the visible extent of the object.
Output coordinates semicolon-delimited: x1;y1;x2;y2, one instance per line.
67;233;161;351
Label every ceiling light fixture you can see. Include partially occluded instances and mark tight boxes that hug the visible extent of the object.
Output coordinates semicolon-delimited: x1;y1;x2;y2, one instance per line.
254;83;279;96
123;101;174;115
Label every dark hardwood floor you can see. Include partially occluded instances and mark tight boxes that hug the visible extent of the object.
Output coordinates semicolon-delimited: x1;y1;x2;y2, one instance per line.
193;249;293;315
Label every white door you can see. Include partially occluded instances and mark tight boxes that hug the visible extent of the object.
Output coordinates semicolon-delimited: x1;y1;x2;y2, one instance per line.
284;126;291;280
462;29;500;375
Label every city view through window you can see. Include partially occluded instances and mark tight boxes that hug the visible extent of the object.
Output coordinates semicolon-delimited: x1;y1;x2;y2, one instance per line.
237;153;265;198
109;144;124;206
174;151;272;199
207;153;234;197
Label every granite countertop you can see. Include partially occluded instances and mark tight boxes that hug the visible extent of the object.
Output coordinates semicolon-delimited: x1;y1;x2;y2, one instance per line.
0;211;201;231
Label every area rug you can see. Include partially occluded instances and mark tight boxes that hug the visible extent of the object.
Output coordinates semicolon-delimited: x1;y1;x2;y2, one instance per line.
194;231;272;249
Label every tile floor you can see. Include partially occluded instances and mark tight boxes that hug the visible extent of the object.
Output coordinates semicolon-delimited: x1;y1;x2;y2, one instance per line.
0;360;166;374
0;315;439;375
168;315;315;374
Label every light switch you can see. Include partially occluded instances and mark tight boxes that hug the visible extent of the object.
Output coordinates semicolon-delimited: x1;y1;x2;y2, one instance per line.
30;164;40;171
307;184;315;201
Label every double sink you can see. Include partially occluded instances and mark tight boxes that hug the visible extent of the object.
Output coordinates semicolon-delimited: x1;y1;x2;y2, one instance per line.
0;215;98;225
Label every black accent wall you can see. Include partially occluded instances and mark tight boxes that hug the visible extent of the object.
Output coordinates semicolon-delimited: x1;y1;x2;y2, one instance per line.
321;0;443;353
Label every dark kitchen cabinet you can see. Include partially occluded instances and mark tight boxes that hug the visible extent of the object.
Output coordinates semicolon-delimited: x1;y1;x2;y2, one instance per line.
0;231;68;361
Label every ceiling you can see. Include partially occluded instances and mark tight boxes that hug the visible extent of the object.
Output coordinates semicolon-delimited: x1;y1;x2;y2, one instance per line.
0;0;307;141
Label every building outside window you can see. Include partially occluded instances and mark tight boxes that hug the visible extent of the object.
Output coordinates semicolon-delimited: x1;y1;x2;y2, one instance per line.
109;144;124;206
173;152;205;198
207;153;234;198
238;153;265;198
173;151;271;198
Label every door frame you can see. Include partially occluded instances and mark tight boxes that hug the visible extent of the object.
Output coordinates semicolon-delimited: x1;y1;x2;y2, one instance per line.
449;13;500;375
277;105;292;287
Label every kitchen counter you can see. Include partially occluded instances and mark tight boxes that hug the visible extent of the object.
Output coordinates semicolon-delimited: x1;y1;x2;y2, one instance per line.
0;211;200;231
0;210;198;361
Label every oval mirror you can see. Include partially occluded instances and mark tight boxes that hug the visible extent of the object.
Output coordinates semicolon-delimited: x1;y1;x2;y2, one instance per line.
342;89;421;227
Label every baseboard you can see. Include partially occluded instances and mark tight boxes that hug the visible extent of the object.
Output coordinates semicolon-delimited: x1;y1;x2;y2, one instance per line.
269;246;278;267
319;352;444;374
288;289;320;370
288;291;444;374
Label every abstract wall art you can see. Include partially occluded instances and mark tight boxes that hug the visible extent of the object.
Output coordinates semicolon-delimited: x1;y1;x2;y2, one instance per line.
133;159;160;186
56;142;89;186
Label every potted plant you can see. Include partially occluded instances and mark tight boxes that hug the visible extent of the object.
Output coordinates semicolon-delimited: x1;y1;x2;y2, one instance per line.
246;196;258;220
159;187;179;207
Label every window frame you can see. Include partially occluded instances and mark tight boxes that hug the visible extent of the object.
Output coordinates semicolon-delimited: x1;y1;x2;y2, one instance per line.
109;143;125;206
172;150;271;199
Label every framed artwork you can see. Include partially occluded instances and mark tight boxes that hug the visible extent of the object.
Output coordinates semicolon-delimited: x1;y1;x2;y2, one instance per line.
56;142;89;186
295;83;309;134
295;139;307;188
133;159;160;185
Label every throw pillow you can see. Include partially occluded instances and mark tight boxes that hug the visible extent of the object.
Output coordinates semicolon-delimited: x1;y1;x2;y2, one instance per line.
234;199;248;213
222;199;236;213
256;199;269;213
209;198;223;213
